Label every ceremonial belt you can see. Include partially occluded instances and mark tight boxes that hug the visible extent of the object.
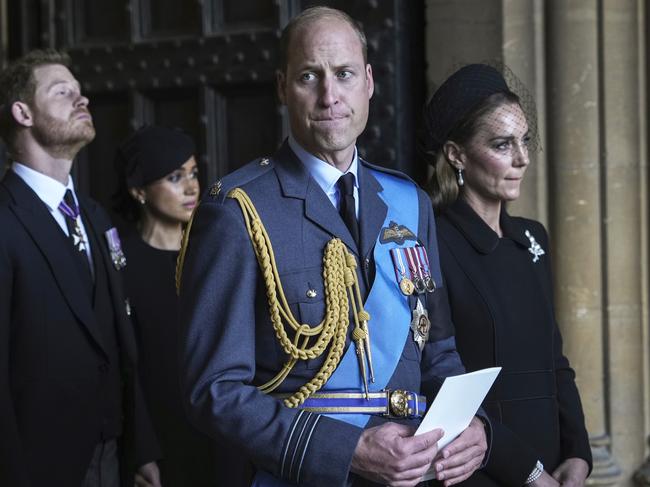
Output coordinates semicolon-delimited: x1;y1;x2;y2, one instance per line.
273;389;426;419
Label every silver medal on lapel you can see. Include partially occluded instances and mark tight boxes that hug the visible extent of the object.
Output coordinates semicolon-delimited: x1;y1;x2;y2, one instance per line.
410;298;430;351
104;227;127;270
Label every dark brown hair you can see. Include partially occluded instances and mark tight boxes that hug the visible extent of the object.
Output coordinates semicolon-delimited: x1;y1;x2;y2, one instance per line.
426;91;522;211
278;6;368;74
0;49;71;151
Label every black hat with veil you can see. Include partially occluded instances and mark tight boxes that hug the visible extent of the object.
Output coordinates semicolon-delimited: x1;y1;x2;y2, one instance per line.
420;62;539;158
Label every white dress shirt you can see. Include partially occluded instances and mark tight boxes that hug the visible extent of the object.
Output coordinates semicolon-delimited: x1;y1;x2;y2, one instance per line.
12;162;93;265
288;135;360;218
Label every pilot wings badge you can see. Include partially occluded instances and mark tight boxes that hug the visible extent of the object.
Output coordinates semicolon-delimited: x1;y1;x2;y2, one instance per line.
380;221;417;245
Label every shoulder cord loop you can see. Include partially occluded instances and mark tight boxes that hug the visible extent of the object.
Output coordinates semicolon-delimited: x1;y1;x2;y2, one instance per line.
176;206;197;294
227;187;372;407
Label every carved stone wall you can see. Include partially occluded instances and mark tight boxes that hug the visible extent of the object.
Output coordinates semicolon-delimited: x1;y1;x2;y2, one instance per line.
426;1;648;485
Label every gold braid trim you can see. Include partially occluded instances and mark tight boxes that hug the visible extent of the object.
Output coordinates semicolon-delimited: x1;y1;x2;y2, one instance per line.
176;205;199;296
228;188;371;407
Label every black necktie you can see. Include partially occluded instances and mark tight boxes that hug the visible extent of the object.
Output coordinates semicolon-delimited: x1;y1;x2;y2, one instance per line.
59;189;92;278
337;172;360;247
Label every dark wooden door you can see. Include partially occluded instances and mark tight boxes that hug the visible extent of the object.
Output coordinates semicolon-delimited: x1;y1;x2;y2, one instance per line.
3;0;424;212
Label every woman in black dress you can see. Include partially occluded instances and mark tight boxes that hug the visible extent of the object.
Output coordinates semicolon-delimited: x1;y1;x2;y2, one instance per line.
422;65;591;487
114;126;218;486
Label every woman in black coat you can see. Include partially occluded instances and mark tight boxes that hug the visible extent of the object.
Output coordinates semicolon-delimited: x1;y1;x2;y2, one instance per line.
114;126;220;487
422;65;592;487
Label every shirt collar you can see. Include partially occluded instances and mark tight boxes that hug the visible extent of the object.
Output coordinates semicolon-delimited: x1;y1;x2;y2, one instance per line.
288;134;359;195
443;198;530;254
11;161;76;211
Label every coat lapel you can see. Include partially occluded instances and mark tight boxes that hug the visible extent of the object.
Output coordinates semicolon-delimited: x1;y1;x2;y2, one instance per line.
357;161;387;259
80;195;138;361
2;170;109;356
80;196;111;279
274;143;359;255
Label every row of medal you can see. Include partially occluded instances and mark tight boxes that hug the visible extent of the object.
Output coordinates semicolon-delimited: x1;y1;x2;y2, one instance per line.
389;245;436;351
389;245;436;296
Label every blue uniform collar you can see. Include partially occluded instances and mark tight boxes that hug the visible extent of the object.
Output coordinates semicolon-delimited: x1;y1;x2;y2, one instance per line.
287;135;359;197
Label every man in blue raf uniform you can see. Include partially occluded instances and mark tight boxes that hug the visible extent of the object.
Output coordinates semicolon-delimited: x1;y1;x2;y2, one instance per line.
178;7;488;487
0;50;161;487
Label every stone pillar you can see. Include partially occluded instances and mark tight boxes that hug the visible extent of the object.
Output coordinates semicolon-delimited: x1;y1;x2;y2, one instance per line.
502;0;547;225
425;0;547;223
631;1;650;486
545;2;621;485
425;0;503;87
602;2;647;484
424;0;504;192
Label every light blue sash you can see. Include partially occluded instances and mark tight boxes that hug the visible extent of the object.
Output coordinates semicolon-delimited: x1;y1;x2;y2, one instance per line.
315;170;418;427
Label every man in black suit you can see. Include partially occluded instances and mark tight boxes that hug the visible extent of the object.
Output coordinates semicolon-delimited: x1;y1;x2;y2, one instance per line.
0;50;161;487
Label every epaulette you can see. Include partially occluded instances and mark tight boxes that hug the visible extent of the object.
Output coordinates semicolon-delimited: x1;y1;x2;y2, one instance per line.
360;158;416;185
177;155;274;293
206;156;274;204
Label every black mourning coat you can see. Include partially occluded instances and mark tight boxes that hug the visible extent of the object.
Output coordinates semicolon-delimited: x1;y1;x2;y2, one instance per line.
121;233;220;486
436;199;592;487
0;170;160;487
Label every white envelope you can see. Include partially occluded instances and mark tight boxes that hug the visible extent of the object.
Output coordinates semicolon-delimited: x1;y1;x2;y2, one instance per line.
415;367;501;481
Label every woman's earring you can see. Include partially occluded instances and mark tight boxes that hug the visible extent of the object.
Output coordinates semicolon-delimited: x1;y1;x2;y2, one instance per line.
456;168;464;187
138;197;146;205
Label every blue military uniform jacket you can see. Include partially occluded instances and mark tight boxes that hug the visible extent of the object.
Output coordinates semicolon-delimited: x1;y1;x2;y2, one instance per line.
178;142;467;486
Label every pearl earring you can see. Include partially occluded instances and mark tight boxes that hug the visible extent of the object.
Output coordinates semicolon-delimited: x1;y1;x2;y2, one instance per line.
456;168;464;187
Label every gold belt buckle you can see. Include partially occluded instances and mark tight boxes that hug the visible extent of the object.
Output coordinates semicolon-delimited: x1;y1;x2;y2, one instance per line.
388;389;411;418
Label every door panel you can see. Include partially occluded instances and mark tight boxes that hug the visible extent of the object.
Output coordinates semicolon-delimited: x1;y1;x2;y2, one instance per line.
2;0;425;211
221;86;280;173
139;0;202;37
80;93;131;212
70;0;130;44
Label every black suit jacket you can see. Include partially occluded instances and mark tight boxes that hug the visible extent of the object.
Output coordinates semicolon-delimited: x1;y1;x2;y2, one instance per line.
0;169;159;487
436;199;592;487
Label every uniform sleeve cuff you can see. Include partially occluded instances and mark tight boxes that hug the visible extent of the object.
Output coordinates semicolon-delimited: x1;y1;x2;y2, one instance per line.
280;413;362;486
